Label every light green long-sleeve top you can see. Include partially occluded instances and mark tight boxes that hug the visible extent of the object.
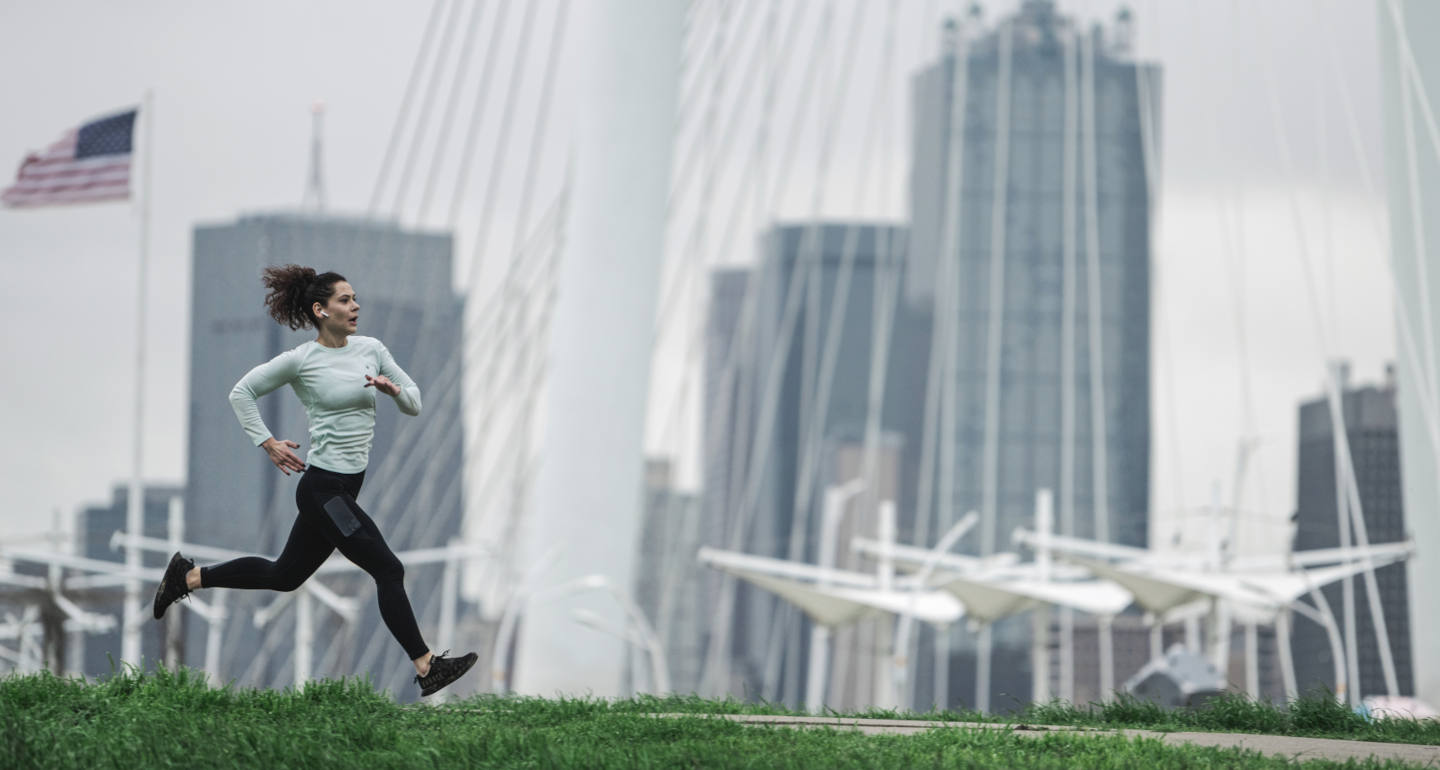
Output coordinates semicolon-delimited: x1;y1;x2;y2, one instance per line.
228;335;421;474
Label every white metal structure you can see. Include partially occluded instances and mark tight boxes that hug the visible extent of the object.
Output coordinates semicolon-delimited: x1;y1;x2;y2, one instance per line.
1013;526;1415;701
492;573;606;694
571;607;670;696
851;548;1133;623
882;511;981;710
808;477;869;712
860;491;1129;706
0;532;492;688
1379;0;1440;709
697;548;964;626
1;544;152;675
1012;530;1413;618
697;544;963;713
512;0;684;698
493;572;667;695
0;607;45;672
121;90;155;669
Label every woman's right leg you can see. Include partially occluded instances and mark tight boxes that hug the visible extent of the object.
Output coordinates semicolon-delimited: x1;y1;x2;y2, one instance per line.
198;513;335;592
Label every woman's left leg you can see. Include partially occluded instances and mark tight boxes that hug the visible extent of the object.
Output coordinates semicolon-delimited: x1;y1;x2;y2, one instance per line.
311;491;430;665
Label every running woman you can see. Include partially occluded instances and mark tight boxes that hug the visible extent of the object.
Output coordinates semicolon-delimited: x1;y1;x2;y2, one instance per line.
151;265;477;697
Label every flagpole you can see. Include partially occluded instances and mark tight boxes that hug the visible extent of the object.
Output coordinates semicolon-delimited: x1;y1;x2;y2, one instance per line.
121;90;153;667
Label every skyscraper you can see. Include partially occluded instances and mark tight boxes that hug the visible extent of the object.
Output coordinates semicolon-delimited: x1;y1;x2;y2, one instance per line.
702;266;754;594
908;1;1157;708
185;213;464;695
698;266;753;698
700;222;915;705
1378;0;1440;708
630;458;704;694
1290;366;1413;699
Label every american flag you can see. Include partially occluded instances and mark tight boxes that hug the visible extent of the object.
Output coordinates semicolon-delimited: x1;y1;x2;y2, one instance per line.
1;107;137;208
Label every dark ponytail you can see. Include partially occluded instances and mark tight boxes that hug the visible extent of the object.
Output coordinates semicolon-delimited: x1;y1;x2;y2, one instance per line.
261;264;347;330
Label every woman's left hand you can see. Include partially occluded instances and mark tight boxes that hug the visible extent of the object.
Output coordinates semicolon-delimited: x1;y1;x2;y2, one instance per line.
364;374;401;397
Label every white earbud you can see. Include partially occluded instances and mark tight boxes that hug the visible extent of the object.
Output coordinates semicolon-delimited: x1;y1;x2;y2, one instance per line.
320;310;330;318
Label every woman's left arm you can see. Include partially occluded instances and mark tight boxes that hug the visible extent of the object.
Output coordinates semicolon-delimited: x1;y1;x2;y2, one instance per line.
369;340;422;416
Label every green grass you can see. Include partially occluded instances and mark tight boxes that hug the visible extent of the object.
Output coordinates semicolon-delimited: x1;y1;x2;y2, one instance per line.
1000;691;1440;745
609;689;1440;747
1004;691;1438;744
1;667;1434;769
613;688;1440;746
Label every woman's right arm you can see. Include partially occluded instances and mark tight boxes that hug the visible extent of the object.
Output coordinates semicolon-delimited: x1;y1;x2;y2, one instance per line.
229;349;306;474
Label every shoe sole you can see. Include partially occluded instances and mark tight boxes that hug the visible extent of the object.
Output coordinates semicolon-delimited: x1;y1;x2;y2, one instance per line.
420;653;479;697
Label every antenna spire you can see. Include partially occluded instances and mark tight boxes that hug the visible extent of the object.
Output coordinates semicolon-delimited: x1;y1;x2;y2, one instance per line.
303;101;327;212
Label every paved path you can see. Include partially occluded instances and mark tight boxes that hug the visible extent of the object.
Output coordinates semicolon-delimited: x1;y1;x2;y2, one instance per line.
655;713;1440;766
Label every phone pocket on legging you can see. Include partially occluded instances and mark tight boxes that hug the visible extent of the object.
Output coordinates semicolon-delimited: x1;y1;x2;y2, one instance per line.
322;495;363;537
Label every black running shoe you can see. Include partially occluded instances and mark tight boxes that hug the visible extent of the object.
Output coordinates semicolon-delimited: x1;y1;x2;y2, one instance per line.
152;551;195;620
416;650;478;697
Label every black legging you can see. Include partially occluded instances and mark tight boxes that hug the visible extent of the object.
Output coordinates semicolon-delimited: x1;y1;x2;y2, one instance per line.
200;465;429;661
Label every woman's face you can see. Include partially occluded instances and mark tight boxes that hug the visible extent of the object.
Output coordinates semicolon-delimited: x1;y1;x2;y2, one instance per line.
316;281;360;335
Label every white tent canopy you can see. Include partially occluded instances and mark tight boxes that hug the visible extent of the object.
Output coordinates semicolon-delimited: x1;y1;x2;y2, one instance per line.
851;537;1133;622
1044;542;1414;622
697;547;963;627
928;571;1134;625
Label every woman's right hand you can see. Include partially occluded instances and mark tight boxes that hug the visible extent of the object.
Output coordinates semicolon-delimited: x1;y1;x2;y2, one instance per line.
262;437;307;475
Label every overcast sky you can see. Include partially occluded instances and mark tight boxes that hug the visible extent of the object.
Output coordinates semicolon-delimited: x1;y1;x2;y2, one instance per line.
0;0;1401;568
